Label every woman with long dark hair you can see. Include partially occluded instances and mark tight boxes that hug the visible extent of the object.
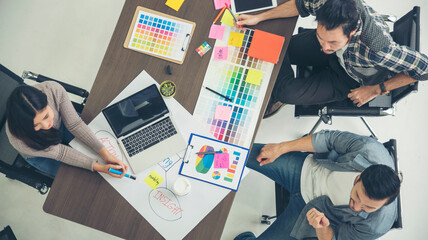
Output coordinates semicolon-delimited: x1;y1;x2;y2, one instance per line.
6;81;127;177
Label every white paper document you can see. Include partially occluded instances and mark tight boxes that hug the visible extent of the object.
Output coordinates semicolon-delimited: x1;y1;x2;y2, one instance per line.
70;71;247;240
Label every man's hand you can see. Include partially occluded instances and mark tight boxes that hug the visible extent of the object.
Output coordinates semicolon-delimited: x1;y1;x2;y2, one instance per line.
307;208;330;229
347;85;380;107
236;14;262;27
256;143;285;166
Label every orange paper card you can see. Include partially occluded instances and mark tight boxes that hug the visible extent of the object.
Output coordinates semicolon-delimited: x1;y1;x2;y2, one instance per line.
248;29;285;64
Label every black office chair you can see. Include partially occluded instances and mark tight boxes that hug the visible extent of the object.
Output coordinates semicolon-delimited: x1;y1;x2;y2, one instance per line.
261;138;403;231
0;64;89;194
0;226;17;240
294;7;420;139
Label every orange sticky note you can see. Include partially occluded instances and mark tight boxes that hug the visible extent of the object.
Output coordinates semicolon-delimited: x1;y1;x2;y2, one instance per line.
248;29;285;64
245;69;263;85
166;0;185;11
228;32;244;47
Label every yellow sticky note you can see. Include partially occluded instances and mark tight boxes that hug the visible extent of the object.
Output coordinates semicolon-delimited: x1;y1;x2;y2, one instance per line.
245;69;264;85
221;9;235;27
228;32;245;47
166;0;185;11
144;170;164;190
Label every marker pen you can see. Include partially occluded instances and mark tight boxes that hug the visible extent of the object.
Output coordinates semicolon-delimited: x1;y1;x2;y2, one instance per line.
108;168;136;180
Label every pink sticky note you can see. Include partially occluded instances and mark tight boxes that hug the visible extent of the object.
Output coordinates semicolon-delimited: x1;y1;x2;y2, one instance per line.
214;46;228;61
214;0;231;10
209;24;226;40
215;105;232;121
214;153;230;168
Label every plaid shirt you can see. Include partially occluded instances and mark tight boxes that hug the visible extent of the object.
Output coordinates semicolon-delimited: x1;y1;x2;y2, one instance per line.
295;0;428;84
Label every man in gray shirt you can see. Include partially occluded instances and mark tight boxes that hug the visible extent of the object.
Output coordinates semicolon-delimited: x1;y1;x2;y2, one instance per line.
235;130;401;239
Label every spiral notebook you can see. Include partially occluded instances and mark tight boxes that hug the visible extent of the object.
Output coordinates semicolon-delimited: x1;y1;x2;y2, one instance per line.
179;133;249;191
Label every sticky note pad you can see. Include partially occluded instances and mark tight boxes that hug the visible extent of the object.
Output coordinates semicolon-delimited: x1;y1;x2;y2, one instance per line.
228;32;244;47
144;170;164;190
214;153;230;168
215;105;232;120
248;29;285;64
209;24;226;40
166;0;185;11
245;69;264;85
221;9;235;27
196;42;212;56
214;46;228;61
214;0;231;10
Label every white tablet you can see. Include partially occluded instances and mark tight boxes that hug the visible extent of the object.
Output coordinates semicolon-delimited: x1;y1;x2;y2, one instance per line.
231;0;278;15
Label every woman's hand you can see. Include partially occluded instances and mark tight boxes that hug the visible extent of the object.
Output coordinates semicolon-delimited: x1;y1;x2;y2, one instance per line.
98;147;128;177
93;162;126;178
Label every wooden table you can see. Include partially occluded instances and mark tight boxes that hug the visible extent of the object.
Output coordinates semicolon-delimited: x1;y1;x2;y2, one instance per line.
43;0;297;239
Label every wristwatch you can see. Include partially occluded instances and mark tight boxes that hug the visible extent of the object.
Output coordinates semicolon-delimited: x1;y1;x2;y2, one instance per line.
379;82;389;95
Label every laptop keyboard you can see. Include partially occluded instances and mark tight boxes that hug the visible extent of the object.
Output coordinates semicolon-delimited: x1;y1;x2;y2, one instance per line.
121;117;178;157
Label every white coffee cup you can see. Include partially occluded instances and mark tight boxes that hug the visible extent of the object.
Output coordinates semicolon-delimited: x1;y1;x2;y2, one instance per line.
172;177;191;196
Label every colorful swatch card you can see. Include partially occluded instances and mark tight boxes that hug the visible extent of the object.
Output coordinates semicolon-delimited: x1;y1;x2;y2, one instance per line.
209;24;226;40
248;29;285;64
215;105;232;120
144;170;164;190
180;133;249;191
228;32;244;47
125;7;196;64
214;46;228;61
194;26;274;147
221;9;235;27
214;0;231;10
196;42;212;56
166;0;185;11
214;153;230;168
245;69;263;85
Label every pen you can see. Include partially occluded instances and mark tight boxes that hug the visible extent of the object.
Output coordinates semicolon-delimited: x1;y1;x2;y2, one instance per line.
108;168;137;180
204;86;233;102
213;6;227;24
196;151;222;155
225;3;241;27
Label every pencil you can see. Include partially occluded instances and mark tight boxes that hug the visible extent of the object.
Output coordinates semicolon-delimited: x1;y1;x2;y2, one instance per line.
225;3;239;23
203;86;233;102
213;6;227;24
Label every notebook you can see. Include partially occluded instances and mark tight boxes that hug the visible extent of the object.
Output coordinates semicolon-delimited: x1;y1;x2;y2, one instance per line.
102;84;186;173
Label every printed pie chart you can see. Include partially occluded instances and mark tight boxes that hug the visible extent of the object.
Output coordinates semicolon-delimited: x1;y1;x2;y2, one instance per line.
195;145;215;174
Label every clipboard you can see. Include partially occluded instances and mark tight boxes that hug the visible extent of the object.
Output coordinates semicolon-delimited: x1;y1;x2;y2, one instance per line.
179;133;249;191
124;6;196;64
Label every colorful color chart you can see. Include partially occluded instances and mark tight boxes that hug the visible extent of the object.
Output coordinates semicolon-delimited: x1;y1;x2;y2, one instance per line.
125;7;196;64
195;42;212;56
224;151;241;182
193;25;274;147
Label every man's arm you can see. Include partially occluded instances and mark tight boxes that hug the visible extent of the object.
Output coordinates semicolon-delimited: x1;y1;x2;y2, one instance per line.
236;0;299;26
348;73;417;107
256;134;315;166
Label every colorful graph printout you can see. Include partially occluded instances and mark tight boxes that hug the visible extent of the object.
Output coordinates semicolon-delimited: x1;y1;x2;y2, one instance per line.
124;7;196;64
180;134;249;191
193;25;275;148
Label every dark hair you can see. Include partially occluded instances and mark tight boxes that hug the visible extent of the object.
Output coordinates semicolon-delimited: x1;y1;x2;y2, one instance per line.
358;164;401;205
316;0;360;37
6;85;62;150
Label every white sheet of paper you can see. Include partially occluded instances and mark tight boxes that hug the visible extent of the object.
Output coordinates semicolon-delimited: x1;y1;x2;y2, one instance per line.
70;70;248;240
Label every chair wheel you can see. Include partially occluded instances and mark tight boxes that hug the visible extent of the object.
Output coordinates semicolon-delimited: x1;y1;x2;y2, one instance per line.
261;220;271;225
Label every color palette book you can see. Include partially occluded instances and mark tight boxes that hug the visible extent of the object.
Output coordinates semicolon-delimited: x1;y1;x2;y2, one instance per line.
180;133;249;191
124;7;196;64
193;25;274;148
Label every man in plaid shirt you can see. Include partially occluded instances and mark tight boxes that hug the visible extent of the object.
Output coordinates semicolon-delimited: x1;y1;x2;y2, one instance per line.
236;0;428;118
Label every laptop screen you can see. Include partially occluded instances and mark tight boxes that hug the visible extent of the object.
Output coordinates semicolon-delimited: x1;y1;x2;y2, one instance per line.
102;84;169;138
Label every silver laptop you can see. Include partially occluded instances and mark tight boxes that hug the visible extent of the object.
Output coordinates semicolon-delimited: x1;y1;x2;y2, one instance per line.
102;84;186;173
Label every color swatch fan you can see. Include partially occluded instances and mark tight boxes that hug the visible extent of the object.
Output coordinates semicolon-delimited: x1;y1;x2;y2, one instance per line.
193;25;275;148
124;7;196;64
